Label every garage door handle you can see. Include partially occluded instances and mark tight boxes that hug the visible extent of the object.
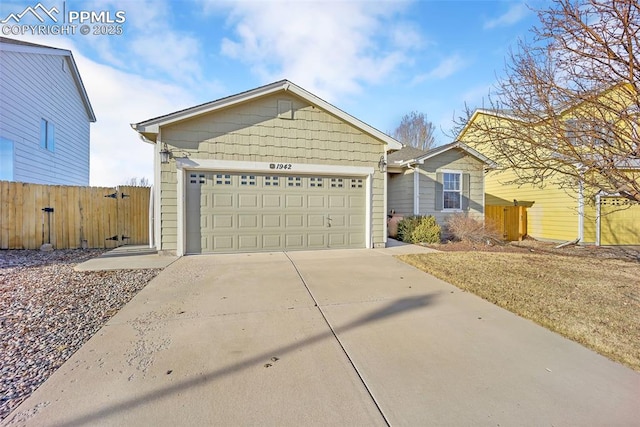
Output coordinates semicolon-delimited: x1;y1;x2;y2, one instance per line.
327;215;332;228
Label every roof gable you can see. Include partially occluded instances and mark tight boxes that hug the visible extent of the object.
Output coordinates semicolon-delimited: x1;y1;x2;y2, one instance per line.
388;141;497;169
132;80;402;150
0;37;96;122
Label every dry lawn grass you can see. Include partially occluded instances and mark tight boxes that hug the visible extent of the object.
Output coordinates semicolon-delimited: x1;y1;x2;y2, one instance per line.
397;251;640;371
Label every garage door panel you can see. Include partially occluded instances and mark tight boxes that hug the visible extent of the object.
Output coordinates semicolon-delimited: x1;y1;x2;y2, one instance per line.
349;195;365;208
308;195;325;208
308;234;325;248
329;195;346;208
350;232;365;244
285;214;304;227
263;194;282;208
238;235;259;250
213;235;234;251
238;194;259;208
263;214;281;228
186;172;366;253
285;234;304;248
213;194;233;208
213;215;233;228
238;214;258;229
308;214;325;228
262;235;282;249
286;195;304;208
329;215;346;227
349;214;364;226
328;233;346;246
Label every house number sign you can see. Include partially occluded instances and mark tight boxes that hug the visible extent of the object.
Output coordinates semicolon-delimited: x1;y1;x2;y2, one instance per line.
270;163;293;170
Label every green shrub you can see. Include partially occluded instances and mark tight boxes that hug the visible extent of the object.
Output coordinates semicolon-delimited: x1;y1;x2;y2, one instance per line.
397;215;441;244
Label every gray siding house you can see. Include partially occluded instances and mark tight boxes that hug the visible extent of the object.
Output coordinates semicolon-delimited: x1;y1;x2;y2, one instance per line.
0;37;96;185
132;80;402;255
387;142;495;224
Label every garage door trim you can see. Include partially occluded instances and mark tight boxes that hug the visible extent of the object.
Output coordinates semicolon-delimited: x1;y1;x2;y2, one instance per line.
175;158;375;256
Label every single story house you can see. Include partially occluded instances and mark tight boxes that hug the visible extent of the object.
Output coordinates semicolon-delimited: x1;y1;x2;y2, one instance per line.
132;80;402;255
387;142;496;225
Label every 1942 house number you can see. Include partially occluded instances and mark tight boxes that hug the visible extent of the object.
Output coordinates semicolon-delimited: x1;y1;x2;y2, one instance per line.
269;163;293;170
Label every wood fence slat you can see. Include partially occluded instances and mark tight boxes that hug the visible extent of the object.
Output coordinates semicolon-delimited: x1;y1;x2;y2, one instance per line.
0;181;150;249
485;205;527;241
0;181;9;249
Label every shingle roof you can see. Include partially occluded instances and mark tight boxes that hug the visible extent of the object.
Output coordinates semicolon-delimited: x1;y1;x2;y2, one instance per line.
387;146;429;164
387;141;497;168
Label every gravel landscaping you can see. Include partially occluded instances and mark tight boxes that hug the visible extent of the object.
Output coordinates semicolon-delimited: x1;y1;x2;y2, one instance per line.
0;249;161;421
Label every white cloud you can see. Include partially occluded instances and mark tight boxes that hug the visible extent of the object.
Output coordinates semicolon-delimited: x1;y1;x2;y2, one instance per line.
484;3;530;30
75;56;198;187
218;0;415;102
8;35;197;187
412;54;466;84
79;0;209;89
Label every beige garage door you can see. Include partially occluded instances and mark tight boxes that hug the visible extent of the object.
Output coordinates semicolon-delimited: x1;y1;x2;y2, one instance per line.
600;197;640;245
186;172;366;253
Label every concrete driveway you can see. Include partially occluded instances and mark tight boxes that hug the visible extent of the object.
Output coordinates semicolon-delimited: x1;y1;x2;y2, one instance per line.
3;248;639;426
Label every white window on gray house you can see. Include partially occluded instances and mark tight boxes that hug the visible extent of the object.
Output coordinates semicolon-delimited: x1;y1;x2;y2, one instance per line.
40;119;55;152
0;138;14;180
443;172;461;210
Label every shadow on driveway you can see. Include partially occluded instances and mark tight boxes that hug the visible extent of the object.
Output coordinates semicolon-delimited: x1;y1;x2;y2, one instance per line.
56;293;440;427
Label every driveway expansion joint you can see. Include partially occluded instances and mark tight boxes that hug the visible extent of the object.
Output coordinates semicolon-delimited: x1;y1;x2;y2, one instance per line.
283;252;391;427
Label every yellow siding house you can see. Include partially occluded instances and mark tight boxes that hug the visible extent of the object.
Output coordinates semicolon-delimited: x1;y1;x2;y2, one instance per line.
458;88;640;246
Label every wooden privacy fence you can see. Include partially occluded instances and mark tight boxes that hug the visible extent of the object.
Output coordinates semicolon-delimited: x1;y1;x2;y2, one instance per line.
0;181;150;250
485;205;528;241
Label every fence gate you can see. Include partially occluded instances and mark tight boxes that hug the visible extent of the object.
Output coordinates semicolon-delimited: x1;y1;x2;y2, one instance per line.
485;205;528;241
0;181;150;250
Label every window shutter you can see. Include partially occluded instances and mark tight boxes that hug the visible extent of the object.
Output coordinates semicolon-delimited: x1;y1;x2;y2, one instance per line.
462;173;471;211
435;172;443;211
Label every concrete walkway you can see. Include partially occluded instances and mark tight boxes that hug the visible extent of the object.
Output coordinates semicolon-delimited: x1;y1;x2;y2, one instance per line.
4;247;639;426
74;246;179;271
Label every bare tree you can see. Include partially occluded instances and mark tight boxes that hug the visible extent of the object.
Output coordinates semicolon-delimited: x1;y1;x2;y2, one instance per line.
124;177;151;187
393;111;437;151
457;0;640;202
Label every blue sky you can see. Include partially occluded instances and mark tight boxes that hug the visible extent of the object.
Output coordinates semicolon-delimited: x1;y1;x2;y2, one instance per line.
1;0;545;186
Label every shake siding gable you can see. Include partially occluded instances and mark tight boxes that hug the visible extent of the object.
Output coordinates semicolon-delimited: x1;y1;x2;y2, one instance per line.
387;148;486;223
0;49;91;185
157;93;387;252
418;149;485;223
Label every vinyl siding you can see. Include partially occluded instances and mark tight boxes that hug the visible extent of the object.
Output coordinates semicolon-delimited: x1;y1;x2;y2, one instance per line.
0;50;90;185
158;93;387;252
388;171;414;216
387;149;486;226
417;149;485;224
484;167;582;242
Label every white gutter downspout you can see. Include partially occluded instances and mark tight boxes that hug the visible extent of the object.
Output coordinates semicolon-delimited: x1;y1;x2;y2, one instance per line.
382;152;388;247
595;194;601;246
408;164;419;215
148;184;154;249
154;132;162;253
577;179;584;243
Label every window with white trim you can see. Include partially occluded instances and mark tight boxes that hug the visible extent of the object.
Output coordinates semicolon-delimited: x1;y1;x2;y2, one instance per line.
40;119;55;152
443;172;461;210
